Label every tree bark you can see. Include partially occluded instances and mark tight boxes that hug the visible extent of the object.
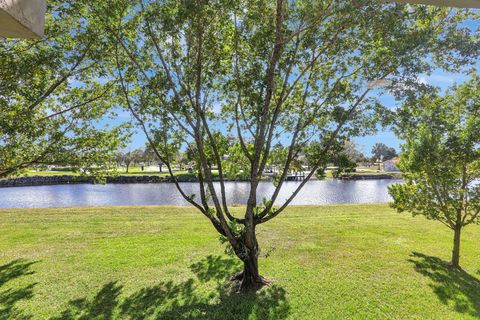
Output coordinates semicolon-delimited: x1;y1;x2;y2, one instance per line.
451;226;461;268
232;228;269;292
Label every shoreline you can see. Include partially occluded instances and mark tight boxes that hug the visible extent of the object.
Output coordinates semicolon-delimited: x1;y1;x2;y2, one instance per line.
0;174;205;188
0;203;392;211
0;173;400;188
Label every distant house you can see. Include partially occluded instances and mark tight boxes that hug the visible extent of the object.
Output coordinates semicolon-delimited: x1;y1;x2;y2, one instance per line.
383;157;400;172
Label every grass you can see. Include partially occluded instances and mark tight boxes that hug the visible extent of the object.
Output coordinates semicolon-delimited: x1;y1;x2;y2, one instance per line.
24;168;400;181
321;170;397;178
25;169;191;177
24;168;223;179
25;170;81;176
0;204;479;319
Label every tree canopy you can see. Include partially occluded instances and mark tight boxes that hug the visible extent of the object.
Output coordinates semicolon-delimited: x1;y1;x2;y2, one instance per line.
88;0;480;291
0;0;129;178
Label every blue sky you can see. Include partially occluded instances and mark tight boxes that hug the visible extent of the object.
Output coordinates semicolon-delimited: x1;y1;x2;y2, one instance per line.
355;17;480;155
109;19;479;157
353;65;478;155
113;67;476;157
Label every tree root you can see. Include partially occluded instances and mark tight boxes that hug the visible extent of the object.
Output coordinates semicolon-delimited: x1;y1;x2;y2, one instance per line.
229;272;270;293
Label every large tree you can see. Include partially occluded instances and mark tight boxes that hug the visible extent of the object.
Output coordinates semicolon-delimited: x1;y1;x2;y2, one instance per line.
0;0;127;178
389;73;480;268
100;0;477;291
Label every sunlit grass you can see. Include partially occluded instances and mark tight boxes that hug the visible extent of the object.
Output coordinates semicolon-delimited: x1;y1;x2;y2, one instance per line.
25;168;188;177
0;204;479;319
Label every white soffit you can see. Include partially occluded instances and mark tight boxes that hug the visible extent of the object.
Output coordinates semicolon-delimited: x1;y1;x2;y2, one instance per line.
383;0;480;8
0;0;46;38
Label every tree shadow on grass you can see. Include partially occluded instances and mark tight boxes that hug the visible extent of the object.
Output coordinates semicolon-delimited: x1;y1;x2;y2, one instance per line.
52;255;290;320
189;255;240;282
0;259;38;320
51;281;122;320
408;252;480;318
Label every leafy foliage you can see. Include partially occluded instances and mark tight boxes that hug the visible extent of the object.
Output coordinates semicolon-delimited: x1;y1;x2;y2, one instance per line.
96;0;479;288
389;73;480;266
0;0;129;178
390;74;480;226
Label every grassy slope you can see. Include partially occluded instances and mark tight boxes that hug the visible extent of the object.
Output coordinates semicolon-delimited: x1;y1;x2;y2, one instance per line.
0;204;479;319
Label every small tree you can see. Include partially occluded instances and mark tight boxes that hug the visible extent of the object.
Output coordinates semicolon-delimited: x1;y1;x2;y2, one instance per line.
389;74;480;268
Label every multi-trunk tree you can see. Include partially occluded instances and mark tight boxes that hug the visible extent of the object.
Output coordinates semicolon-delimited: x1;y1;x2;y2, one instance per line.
117;149;144;173
98;0;477;291
389;74;480;269
0;0;127;178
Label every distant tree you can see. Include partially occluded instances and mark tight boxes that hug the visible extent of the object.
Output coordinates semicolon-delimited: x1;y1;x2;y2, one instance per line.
268;143;288;173
113;152;125;168
142;147;157;166
342;140;367;163
384;148;398;161
306;140;358;178
389;74;480;268
121;149;144;173
331;154;357;178
175;152;190;171
371;143;397;161
143;145;168;171
222;142;249;180
104;0;477;291
0;0;128;178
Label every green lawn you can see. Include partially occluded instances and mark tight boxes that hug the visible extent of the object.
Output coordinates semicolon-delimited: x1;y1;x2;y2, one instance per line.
0;204;479;319
321;169;400;179
26;170;81;176
25;169;215;179
25;168;175;177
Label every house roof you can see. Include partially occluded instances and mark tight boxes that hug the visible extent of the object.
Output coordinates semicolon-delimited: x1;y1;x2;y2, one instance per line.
383;157;400;164
0;0;46;38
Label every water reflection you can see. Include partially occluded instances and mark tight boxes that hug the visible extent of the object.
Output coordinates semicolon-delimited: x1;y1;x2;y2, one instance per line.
0;180;402;208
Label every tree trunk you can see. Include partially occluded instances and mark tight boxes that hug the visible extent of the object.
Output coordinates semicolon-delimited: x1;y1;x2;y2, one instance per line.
451;226;461;268
126;164;129;173
159;164;162;172
232;228;269;292
238;253;269;292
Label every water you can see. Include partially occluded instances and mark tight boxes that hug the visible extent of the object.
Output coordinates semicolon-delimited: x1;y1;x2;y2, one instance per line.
0;180;402;208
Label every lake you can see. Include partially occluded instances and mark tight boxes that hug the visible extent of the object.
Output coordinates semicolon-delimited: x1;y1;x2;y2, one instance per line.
0;180;402;208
